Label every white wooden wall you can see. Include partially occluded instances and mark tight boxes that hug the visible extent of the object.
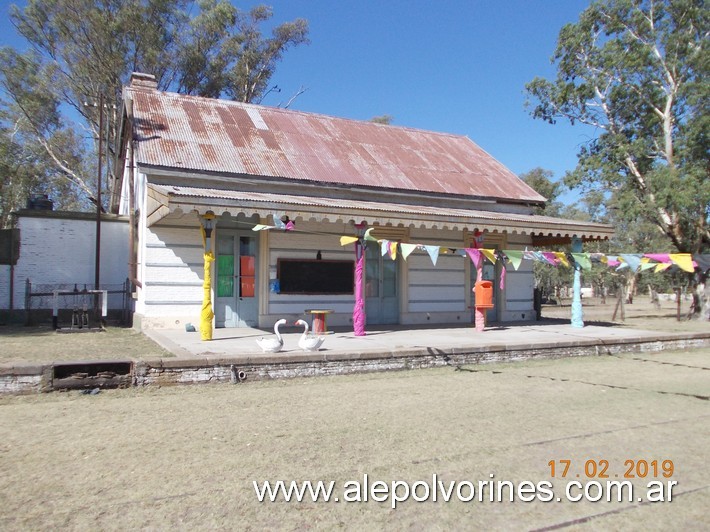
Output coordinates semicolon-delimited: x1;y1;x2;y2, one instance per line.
137;215;204;328
265;222;355;327
133;216;538;329
400;228;467;324
499;232;535;322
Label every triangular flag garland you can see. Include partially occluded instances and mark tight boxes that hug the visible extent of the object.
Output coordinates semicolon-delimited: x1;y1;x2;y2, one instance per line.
424;245;439;266
503;250;523;271
337;232;710;278
465;248;482;269
554;252;570;268
252;213;295;231
400;243;417;260
669;253;695;273
480;249;497;264
571;253;592;271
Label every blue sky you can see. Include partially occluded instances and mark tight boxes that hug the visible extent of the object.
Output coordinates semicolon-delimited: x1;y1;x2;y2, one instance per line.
1;0;597;201
253;0;598;202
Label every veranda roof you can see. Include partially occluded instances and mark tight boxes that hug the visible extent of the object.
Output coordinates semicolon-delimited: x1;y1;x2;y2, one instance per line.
147;184;615;243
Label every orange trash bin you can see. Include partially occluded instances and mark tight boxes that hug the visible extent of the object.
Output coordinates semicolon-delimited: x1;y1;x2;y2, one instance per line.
474;280;494;309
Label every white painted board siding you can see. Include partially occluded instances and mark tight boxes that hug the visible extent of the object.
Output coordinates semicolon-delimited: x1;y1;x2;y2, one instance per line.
267;226;356;321
407;253;466;312
142;225;204;313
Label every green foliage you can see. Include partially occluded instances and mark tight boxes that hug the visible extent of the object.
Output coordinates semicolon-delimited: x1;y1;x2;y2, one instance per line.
520;168;563;216
370;115;394;125
525;0;709;255
0;0;309;224
175;2;309;102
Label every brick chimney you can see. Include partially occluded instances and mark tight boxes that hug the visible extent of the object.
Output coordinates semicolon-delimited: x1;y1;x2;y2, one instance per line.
129;72;158;90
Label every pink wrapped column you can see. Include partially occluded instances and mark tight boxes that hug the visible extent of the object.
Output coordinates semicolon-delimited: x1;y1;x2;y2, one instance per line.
353;240;366;336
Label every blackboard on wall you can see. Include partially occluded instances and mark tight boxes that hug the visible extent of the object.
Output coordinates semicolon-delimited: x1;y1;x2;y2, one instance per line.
277;259;354;294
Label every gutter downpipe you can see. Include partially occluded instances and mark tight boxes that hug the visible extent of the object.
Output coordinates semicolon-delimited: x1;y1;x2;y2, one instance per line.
125;94;141;290
95;93;103;295
9;225;14;319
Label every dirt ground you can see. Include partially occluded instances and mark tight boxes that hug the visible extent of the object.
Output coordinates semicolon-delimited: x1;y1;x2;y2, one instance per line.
542;294;708;334
0;348;708;530
0;295;706;365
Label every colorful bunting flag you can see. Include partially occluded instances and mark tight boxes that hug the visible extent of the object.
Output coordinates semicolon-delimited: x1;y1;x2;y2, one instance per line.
695;255;710;273
252;224;271;231
571;253;592;271
400;243;418;260
423;245;439;265
465;248;482;269
481;249;497;264
340;236;359;246
542;252;560;266
502;250;523;271
669;253;694;273
644;253;671;263
619;254;643;272
364;228;378;242
606;255;621;268
554;252;570;268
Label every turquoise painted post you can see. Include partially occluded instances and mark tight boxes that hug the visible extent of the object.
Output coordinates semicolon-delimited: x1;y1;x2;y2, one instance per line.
571;237;584;328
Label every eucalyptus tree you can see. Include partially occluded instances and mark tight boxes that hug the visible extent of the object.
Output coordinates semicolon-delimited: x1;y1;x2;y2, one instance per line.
0;0;308;220
525;0;709;318
520;167;564;217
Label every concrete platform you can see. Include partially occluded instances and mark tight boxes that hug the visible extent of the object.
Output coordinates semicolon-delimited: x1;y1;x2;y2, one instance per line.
2;320;709;393
143;319;709;361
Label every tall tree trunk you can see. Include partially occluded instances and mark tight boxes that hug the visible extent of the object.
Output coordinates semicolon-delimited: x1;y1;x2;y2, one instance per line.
692;272;710;321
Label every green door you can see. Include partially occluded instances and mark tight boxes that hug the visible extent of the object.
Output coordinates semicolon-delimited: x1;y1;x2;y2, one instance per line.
215;232;258;327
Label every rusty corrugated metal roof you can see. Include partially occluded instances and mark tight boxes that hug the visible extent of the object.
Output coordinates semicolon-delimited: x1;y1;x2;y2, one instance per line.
150;184;614;241
128;86;546;203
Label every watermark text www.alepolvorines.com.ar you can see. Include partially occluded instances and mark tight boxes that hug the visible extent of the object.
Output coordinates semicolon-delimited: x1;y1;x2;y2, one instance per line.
253;474;677;509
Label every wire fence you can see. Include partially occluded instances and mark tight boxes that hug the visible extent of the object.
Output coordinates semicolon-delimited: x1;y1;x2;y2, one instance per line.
24;279;132;327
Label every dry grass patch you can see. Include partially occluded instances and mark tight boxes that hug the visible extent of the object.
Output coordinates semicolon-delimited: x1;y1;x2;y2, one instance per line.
0;325;172;364
1;349;708;529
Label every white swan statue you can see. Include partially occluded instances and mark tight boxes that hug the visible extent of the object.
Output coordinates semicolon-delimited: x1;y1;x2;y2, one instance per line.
256;319;287;352
295;319;326;352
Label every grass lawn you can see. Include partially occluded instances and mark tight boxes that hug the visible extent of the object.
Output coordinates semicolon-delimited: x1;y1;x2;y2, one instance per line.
0;349;708;529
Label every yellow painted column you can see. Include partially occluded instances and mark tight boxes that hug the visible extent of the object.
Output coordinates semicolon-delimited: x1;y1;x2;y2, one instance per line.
201;250;215;340
199;214;215;341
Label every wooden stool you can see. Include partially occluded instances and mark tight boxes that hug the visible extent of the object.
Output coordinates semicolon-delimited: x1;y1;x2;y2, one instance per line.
305;309;334;334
